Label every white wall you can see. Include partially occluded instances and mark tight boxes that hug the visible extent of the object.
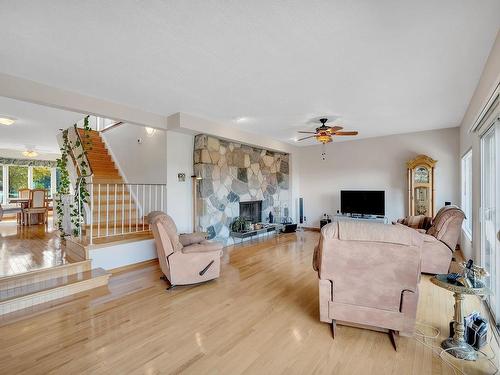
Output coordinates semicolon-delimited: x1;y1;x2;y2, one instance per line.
297;127;460;227
459;31;500;261
102;124;194;233
166;131;194;233
90;239;157;271
102;123;167;184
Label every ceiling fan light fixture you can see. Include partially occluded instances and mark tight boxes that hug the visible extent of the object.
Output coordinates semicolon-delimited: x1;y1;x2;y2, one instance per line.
0;116;16;126
22;150;38;158
316;134;332;144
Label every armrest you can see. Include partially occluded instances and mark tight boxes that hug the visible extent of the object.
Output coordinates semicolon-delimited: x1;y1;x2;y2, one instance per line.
182;240;223;254
179;232;207;247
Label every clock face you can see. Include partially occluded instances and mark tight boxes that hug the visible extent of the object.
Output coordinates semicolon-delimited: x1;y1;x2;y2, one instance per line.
415;166;429;183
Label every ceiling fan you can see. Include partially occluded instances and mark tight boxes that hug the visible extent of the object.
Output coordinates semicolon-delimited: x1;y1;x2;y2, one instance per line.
297;118;358;144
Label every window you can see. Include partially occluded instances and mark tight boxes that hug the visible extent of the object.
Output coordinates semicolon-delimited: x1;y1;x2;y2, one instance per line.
461;150;472;239
33;166;51;191
0;166;3;204
481;121;500;323
8;166;28;198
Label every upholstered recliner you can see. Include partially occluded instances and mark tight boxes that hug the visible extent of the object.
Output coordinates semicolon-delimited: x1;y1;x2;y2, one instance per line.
313;221;423;350
398;205;465;274
148;211;223;288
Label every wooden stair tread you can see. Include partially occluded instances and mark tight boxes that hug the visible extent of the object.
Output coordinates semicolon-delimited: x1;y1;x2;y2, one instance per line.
90;231;153;245
0;268;109;303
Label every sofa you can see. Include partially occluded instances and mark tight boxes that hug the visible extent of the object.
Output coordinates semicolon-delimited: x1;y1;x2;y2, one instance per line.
313;221;423;350
148;211;223;288
398;205;465;274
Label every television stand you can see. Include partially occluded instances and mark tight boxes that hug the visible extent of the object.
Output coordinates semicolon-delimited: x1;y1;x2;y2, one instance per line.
333;214;388;224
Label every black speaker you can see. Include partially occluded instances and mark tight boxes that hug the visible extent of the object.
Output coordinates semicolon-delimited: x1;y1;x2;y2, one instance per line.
299;198;304;224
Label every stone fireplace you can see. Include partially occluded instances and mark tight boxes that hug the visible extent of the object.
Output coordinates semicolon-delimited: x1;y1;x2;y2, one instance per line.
239;200;262;224
193;134;290;244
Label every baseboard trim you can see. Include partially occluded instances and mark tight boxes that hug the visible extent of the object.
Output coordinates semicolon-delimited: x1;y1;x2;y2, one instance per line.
302;226;320;232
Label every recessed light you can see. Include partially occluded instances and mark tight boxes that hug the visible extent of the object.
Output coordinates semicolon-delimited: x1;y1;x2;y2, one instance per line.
234;117;248;124
0;116;15;126
22;150;38;158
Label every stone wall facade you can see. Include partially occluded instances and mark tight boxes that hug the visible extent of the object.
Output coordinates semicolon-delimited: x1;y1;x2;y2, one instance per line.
194;134;290;244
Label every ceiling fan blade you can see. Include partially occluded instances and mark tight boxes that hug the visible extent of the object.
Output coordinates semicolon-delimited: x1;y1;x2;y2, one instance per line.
297;135;317;141
297;131;317;134
328;126;344;133
335;131;358;136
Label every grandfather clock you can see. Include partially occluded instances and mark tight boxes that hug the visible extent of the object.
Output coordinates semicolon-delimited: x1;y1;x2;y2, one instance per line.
406;155;437;217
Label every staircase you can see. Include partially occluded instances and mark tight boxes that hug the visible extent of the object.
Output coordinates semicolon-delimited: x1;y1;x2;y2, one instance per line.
76;129;155;244
78;129;124;184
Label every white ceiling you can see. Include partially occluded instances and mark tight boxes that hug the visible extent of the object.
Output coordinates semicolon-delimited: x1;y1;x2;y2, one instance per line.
0;96;83;155
0;1;499;145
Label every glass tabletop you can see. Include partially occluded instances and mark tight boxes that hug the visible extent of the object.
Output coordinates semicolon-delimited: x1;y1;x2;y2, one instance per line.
431;274;491;295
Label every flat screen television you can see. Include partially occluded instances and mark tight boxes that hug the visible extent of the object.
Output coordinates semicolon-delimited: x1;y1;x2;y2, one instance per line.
340;190;385;216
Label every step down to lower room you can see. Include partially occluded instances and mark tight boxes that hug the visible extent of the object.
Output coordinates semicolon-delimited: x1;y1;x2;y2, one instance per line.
0;266;110;316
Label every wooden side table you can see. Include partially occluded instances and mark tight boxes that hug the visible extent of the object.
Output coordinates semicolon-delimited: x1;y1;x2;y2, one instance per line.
431;274;491;361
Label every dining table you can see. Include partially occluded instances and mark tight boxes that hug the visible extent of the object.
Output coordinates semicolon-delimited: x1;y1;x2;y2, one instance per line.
8;197;53;225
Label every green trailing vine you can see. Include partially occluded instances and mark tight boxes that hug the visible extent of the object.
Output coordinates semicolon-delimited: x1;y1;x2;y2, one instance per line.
55;130;71;236
55;115;93;238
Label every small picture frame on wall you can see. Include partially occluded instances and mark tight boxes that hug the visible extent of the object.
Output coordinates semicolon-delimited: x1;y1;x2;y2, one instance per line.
177;173;186;182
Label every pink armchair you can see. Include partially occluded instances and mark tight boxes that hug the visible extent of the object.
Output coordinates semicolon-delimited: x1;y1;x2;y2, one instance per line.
398;205;465;274
313;221;423;350
148;211;223;289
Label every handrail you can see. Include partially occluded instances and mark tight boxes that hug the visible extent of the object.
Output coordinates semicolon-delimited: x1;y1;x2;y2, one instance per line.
88;183;166;186
73;124;94;178
100;121;124;133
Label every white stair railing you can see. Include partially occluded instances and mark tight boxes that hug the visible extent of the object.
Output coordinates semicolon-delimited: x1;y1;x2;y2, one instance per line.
85;183;167;244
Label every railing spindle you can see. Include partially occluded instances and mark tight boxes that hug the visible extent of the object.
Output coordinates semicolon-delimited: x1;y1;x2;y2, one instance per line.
106;184;109;237
121;184;125;235
90;182;93;245
161;185;164;212
136;184;139;232
155;185;158;211
97;184;101;238
114;183;117;235
142;185;146;231
129;185;132;233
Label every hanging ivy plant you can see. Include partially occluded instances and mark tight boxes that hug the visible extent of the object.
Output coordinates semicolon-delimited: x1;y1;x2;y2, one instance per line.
55;130;71;236
55;115;93;238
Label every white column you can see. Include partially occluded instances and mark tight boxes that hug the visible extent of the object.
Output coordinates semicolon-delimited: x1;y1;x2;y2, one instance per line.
2;165;7;205
28;166;33;189
50;167;57;197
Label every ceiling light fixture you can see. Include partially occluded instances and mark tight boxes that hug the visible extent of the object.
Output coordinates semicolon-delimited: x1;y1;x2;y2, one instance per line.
22;150;38;158
0;116;16;126
145;127;157;137
234;117;248;123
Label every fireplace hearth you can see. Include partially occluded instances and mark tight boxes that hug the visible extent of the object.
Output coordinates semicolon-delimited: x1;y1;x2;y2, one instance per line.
239;200;262;224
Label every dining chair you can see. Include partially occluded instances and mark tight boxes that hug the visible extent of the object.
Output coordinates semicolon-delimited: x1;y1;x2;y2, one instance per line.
18;189;31;199
23;189;48;226
17;188;31;224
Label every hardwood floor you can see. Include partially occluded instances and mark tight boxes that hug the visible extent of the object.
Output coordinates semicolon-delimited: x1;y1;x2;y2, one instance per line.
0;217;69;277
0;231;498;374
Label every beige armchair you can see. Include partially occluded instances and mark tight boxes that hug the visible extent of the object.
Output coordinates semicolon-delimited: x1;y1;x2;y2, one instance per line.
148;211;223;289
398;205;465;274
313;221;423;350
